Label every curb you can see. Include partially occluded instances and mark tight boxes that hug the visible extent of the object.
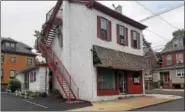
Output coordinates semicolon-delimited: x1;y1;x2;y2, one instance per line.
129;98;182;111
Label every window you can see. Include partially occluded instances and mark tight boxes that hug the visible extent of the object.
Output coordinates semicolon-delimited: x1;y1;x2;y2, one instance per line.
176;53;183;64
10;43;15;49
117;25;128;45
10;70;15;78
27;58;32;66
131;30;140;49
1;69;3;79
30;71;36;82
166;55;172;65
176;69;184;77
98;69;115;90
133;72;141;85
97;16;111;41
100;18;107;40
5;42;10;49
1;55;4;64
173;40;179;48
10;57;16;63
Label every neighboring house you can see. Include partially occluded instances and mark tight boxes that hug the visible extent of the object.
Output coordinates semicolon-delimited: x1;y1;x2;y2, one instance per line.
35;0;147;102
142;37;159;89
16;64;49;93
1;37;36;86
153;36;184;89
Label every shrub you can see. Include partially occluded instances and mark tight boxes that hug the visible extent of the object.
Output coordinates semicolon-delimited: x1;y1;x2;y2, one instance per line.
7;78;21;92
30;91;41;97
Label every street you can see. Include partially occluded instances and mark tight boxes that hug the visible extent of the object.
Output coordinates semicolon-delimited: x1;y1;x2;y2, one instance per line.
134;89;184;111
1;90;184;111
1;92;92;111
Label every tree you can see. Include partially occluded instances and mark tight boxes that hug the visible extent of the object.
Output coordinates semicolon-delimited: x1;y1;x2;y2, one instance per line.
172;29;184;37
33;30;41;38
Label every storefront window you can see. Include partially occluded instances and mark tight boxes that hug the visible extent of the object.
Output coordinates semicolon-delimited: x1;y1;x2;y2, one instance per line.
133;72;141;85
98;68;116;90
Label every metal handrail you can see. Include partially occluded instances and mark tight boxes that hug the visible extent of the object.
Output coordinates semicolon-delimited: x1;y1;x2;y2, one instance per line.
37;38;79;99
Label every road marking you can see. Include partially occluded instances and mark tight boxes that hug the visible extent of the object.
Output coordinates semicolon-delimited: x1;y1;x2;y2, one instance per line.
22;99;48;108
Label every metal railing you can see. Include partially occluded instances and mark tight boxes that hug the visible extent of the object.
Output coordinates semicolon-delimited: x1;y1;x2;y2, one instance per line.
46;7;63;22
37;38;79;99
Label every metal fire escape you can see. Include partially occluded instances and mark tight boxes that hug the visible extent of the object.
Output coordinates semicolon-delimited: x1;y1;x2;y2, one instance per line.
35;0;79;102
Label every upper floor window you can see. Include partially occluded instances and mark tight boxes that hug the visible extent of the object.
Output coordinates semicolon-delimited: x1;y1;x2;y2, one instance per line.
9;70;15;78
176;53;183;64
173;40;179;48
10;43;15;49
4;42;16;50
10;57;16;63
97;16;111;41
5;42;10;49
117;25;128;45
1;55;4;64
131;30;140;49
27;58;32;66
166;55;172;65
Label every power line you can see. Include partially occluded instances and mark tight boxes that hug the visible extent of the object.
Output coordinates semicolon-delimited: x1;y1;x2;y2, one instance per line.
139;3;184;22
145;29;169;41
135;1;184;38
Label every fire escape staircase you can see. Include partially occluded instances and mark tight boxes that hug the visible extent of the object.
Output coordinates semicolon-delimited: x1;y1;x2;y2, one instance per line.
36;0;79;102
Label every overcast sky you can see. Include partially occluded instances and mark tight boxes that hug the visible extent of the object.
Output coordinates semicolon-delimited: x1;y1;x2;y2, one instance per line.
1;1;184;52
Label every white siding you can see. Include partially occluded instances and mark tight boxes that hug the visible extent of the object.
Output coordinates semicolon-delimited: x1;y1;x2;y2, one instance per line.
51;1;144;101
29;67;49;93
29;69;40;92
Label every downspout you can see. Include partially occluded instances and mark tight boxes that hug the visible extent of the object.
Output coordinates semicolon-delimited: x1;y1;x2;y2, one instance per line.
45;67;48;94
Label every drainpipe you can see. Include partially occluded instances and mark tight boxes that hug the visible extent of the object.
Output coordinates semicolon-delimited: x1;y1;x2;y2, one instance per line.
45;67;48;94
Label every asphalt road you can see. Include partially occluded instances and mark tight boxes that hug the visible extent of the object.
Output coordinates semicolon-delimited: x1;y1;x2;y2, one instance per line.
1;92;47;111
1;92;92;111
134;89;184;111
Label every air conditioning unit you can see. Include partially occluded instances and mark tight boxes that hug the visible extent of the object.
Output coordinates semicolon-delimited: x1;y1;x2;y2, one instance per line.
120;39;126;45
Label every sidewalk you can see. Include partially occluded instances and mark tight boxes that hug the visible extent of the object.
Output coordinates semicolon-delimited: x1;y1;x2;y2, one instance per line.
70;94;182;111
154;89;184;92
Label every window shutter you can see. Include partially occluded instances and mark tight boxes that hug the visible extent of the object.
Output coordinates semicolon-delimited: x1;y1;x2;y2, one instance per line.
125;28;128;46
107;20;112;41
137;32;140;49
131;30;133;48
117;24;120;44
97;16;101;38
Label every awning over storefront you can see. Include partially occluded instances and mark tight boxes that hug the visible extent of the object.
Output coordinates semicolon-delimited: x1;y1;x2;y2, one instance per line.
92;45;144;71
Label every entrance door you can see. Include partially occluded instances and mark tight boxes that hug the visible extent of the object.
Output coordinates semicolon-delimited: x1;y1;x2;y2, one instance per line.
118;72;127;94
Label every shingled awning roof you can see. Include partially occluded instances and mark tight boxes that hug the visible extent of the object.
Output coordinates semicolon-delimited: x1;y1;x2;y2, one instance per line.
93;45;144;71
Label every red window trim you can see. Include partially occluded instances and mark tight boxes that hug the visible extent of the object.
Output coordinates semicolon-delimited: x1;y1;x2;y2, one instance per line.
117;24;128;46
131;30;140;49
97;16;112;42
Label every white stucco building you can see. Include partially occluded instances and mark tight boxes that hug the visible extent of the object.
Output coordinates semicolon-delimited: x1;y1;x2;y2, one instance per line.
35;0;147;102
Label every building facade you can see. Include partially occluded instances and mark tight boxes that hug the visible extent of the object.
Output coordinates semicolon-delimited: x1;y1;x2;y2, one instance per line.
153;36;184;89
1;37;36;85
36;0;147;102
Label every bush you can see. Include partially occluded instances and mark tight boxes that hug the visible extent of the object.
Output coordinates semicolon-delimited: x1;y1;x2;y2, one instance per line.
7;78;21;92
30;91;41;97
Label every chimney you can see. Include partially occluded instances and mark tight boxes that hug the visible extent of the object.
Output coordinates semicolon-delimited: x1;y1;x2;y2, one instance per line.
114;5;122;14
